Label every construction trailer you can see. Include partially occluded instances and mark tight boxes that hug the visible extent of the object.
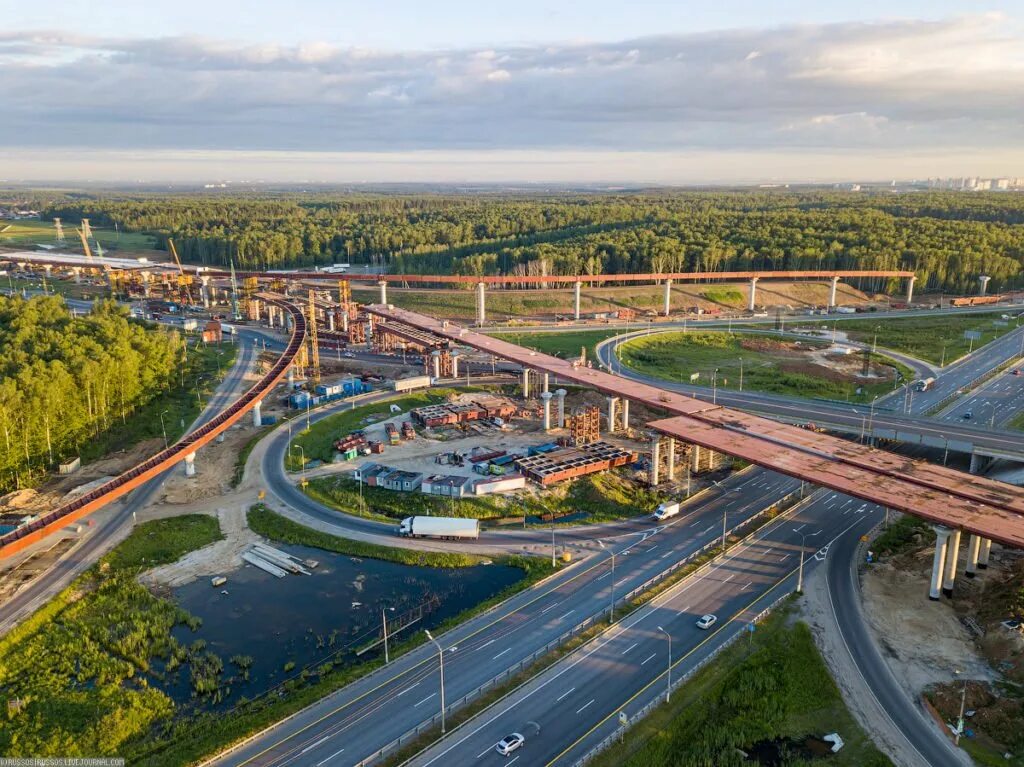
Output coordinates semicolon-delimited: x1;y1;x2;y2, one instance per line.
473;474;527;495
515;441;636;486
421;474;472;498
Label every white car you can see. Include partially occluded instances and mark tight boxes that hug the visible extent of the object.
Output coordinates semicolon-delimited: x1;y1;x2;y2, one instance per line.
495;733;525;756
696;614;717;630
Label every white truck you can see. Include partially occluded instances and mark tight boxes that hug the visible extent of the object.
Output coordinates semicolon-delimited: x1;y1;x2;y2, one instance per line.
653;501;682;521
915;377;935;392
398;516;480;540
392;375;433;393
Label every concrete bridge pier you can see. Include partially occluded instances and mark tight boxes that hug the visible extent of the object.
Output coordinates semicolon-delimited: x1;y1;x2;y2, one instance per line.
965;533;982;578
201;277;211;308
942;528;961;597
621;399;630;431
378;281;388;305
476;282;486;326
663;279;673;316
828;276;840;309
541;391;553;431
606;396;618;433
451;351;460;378
341;310;349;332
978;538;992;569
929;526;952;600
666;437;676;480
690;444;702;472
72;267;82;284
555;389;567;427
574;281;582;321
521;368;531;398
184;452;197;477
287;365;295;387
979;275;991;296
906;275;916;304
253;399;263;427
969;453;990;475
748;277;759;311
650;435;661;486
542;372;550;394
327;313;335;332
364;321;373;350
431;351;442;379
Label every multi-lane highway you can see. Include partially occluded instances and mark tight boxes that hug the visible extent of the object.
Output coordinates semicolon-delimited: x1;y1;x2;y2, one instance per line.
214;470;803;767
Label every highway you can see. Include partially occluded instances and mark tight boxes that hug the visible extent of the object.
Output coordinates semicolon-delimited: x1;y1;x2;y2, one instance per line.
213;470;803;767
408;491;882;767
0;334;259;633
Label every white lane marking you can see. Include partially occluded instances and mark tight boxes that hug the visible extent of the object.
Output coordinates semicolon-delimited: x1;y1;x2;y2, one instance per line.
507;757;520;766
316;747;345;766
780;555;788;562
647;544;658;553
540;602;560;615
556;687;576;702
576;699;595;714
622;642;638;655
414;692;437;708
660;551;672;559
395;683;419;697
641;652;657;666
557;610;575;622
741;581;752;592
479;639;496;650
700;525;713;535
792;523;806;532
596;572;610;580
301;736;329;754
763;547;773;556
476;747;492;759
493;647;512;660
723;573;734;583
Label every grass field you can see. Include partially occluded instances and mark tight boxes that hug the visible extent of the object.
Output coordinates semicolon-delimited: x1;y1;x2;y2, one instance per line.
799;312;1021;366
492;329;623;360
591;611;891;767
617;331;913;403
0;219;158;252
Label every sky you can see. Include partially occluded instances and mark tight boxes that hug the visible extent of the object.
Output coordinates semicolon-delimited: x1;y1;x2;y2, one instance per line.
1;1;1022;184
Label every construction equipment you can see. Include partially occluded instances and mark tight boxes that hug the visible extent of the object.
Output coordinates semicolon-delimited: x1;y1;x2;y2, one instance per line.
307;290;321;387
53;217;65;245
167;238;194;307
229;260;240;319
76;227;94;264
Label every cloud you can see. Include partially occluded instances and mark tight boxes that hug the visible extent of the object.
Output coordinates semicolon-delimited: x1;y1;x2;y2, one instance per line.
0;15;1021;157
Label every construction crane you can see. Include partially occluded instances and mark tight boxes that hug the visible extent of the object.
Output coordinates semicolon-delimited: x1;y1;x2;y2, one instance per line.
229;260;240;320
308;290;321;387
77;227;95;264
167;238;194;308
53;217;65;245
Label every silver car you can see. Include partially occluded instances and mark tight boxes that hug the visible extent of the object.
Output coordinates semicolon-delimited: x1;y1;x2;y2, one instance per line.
495;733;525;756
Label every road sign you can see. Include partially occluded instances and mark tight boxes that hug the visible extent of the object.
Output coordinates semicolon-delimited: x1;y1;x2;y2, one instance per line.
964;330;982;341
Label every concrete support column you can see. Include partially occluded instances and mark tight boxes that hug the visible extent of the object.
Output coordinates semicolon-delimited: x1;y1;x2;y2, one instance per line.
978;538;992;569
184;452;196;477
663;279;673;316
574;281;582;321
965;534;982;578
542;372;549;394
690;444;702;472
253;399;263;428
327;313;335;332
73;267;82;284
476;282;486;326
451;352;459;378
929;526;952;600
556;389;567;428
748;277;759;312
287;365;295;386
906;275;916;304
142;274;151;297
431;351;441;379
942;528;961;597
978;275;991;296
201;277;211;308
969;453;984;475
607;396;618;433
828;276;840;309
650;435;661;487
541;391;553;431
341;310;349;332
364;321;373;350
378;280;388;305
522;368;530;398
666;437;676;480
621;399;630;431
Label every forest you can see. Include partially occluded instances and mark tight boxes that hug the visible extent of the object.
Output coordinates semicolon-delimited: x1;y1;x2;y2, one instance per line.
16;189;1024;294
0;296;184;491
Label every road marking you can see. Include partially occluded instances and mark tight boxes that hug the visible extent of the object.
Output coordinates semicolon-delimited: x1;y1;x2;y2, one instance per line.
660;551;672;559
723;573;734;583
641;652;657;665
476;747;492;759
700;525;713;535
576;699;595;714
507;757;520;766
540;602;560;615
556;687;576;702
300;736;329;754
622;642;638;655
316;747;345;766
596;572;610;580
395;683;419;697
557;610;575;622
741;581;752;592
414;692;437;708
763;547;773;556
646;544;658;553
792;523;806;532
780;555;787;562
479;639;496;650
493;647;512;660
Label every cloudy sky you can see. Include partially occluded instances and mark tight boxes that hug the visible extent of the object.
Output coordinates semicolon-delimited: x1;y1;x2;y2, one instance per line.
2;1;1022;183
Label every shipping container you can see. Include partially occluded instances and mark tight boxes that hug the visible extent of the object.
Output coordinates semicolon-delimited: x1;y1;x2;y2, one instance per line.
393;375;433;392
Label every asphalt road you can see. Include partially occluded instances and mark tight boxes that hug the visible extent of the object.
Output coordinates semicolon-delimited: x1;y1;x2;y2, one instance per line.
409;492;883;767
0;335;259;634
214;469;802;767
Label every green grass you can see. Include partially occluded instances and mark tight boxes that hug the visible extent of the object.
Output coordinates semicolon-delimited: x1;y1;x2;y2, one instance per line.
492;329;622;360
102;515;224;572
800;312;1021;366
872;515;936;558
80;341;237;462
1009;411;1024;432
285;389;461;469
591;614;891;767
232;424;276;487
0;218;158;252
618;331;913;403
702;287;744;305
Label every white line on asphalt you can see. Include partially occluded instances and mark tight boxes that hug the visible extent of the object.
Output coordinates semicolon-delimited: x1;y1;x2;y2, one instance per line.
741;581;752;592
395;683;419;697
476;747;491;759
596;572;610;580
701;526;713;535
622;642;638;655
414;693;437;708
723;573;734;583
493;647;512;660
507;756;520;766
316;747;345;766
479;639;496;650
641;653;657;665
556;687;576;702
300;736;329;754
792;523;806;532
660;551;672;559
540;602;560;615
780;555;787;562
647;544;658;552
576;699;595;714
763;547;773;556
557;610;575;622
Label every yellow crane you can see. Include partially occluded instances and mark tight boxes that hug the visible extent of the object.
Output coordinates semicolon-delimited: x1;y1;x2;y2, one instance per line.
167;238;194;307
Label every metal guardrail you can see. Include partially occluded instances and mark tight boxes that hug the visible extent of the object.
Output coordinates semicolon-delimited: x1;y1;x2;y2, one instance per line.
926;353;1024;417
0;297;307;555
571;591;793;767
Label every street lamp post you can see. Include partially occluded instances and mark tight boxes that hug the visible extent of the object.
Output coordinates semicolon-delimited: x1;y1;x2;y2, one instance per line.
424;630;447;733
551;525;557;568
795;528;821;594
381;606;395;664
657;626;672;703
598;541;617;623
738;357;744;392
159;409;169;449
712;367;720;404
290;444;306;484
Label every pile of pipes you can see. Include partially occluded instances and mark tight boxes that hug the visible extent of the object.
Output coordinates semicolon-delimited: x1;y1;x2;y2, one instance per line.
241;543;312;578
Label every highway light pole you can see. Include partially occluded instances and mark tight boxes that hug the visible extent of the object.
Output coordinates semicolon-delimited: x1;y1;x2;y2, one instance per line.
712;367;720;404
738;357;744;392
381;606;394;664
657;626;672;703
551;524;557;568
290;445;306;485
598;540;617;623
424;630;447;733
159;409;169;450
795;528;821;594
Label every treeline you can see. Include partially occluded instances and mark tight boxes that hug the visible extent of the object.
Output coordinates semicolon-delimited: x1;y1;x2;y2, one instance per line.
0;296;183;492
32;190;1024;293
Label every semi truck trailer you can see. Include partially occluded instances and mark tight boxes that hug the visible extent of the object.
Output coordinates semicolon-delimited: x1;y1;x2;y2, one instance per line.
397;516;480;540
